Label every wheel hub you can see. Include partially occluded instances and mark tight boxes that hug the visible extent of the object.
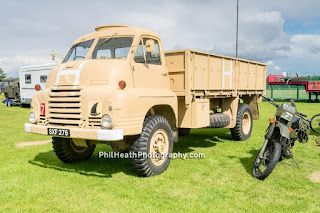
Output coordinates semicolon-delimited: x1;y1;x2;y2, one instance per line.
242;112;251;135
150;129;169;166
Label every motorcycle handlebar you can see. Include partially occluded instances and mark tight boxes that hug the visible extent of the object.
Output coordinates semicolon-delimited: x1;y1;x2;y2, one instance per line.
260;95;310;122
260;95;280;108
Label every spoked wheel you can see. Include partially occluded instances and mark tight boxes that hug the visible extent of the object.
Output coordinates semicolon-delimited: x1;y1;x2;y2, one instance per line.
252;139;282;180
311;114;320;134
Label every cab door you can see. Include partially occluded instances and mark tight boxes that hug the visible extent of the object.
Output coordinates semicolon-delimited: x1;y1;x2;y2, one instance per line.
8;80;15;98
132;37;169;89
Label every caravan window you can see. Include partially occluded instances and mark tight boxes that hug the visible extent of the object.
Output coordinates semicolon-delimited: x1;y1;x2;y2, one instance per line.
40;75;47;83
25;74;31;84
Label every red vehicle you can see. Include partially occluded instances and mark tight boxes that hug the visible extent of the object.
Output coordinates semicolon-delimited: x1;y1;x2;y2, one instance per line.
267;75;320;102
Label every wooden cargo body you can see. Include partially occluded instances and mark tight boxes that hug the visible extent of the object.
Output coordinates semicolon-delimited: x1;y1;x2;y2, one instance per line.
165;49;266;103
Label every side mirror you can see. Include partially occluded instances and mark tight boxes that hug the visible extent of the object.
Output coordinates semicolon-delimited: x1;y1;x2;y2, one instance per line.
145;39;155;53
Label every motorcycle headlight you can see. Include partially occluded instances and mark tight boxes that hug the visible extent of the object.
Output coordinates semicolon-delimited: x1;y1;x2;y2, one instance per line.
280;111;294;121
102;114;112;129
29;112;37;124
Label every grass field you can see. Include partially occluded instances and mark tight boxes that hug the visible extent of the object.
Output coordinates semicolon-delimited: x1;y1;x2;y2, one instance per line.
266;89;312;100
1;93;320;212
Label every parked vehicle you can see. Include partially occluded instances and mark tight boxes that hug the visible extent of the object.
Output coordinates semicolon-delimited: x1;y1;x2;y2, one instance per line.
25;25;267;176
252;95;310;180
2;78;20;101
19;62;59;105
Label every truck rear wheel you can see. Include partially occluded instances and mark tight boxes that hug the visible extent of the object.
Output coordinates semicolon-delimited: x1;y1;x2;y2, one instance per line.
52;137;96;163
130;115;173;177
178;128;191;136
230;103;253;141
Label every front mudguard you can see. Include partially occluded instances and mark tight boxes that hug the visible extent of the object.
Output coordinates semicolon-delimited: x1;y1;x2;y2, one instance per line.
275;122;290;140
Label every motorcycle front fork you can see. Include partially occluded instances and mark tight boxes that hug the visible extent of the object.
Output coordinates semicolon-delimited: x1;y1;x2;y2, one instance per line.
256;122;276;164
256;139;269;164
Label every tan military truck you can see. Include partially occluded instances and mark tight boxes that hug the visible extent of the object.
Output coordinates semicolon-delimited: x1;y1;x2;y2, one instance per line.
25;25;266;177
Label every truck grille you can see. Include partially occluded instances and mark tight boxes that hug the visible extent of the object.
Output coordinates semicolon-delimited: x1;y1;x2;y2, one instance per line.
88;117;102;128
48;87;82;127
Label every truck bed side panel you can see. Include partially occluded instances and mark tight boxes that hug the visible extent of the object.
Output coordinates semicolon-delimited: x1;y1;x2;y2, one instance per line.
165;49;266;97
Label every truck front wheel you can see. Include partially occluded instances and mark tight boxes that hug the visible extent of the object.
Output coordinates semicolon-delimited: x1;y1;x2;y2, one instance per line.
130;115;173;177
52;137;96;163
230;103;253;141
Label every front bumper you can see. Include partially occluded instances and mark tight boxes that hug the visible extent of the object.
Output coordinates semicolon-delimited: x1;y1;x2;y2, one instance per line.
24;123;123;141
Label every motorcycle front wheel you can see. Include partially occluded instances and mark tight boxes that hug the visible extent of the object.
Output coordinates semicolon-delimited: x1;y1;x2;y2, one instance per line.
252;139;282;180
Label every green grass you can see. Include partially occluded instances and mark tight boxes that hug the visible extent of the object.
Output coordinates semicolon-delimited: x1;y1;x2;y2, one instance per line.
266;89;314;100
1;93;320;212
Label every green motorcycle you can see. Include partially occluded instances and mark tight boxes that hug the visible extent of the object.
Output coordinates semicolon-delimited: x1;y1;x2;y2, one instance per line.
252;95;310;180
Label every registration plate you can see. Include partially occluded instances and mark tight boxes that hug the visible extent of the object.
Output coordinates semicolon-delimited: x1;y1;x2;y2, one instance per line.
48;128;70;137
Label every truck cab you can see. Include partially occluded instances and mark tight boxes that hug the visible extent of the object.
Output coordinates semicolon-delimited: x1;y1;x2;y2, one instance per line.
25;25;178;176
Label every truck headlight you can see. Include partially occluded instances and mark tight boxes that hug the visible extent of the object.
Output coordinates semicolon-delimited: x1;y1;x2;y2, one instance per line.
29;112;37;124
102;114;112;129
280;111;294;121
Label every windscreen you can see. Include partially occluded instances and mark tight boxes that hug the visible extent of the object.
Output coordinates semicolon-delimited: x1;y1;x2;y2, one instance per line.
63;39;94;63
91;37;133;60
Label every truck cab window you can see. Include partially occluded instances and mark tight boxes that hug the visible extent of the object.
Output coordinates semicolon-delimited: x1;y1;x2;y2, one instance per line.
134;41;145;63
25;74;31;84
91;37;133;59
96;49;111;59
134;38;161;65
40;75;47;83
63;39;94;63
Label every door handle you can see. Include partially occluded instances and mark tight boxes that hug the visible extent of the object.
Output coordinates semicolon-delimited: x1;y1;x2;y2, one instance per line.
162;72;168;76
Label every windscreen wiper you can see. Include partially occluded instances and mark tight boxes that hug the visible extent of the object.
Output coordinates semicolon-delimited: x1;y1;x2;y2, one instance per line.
98;33;118;47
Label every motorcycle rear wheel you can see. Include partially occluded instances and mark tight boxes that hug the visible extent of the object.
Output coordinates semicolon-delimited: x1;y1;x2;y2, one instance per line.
252;139;282;180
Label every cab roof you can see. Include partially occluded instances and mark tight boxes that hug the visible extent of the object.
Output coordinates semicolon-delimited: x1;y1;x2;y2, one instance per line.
72;25;159;44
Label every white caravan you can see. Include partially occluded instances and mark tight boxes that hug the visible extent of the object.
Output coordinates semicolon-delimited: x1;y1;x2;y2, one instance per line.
19;62;59;104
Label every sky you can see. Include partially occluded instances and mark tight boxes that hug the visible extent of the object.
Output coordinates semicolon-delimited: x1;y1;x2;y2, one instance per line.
0;0;320;77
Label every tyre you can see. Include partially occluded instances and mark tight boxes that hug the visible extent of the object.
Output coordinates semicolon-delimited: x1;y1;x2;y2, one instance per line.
310;114;320;134
52;137;95;163
230;103;253;141
178;128;191;136
130;115;173;177
252;139;282;180
210;113;230;128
